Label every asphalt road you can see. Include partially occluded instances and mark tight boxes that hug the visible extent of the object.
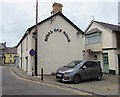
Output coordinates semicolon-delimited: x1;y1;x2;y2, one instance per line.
2;65;80;96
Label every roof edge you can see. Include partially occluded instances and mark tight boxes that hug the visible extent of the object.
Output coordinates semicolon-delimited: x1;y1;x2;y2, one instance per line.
16;12;84;47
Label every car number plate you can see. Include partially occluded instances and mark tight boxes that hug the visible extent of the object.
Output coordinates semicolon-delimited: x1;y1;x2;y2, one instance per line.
57;74;62;77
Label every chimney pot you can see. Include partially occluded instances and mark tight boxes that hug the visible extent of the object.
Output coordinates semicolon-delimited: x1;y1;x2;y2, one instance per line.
52;2;63;14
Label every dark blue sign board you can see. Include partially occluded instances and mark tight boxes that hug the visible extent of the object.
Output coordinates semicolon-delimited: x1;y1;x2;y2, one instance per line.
29;49;35;56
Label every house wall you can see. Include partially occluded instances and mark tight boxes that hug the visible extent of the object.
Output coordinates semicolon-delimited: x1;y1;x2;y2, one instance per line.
5;54;15;64
103;50;118;74
27;30;35;75
116;33;120;49
0;49;5;65
17;15;84;75
22;40;25;71
17;30;36;75
0;49;3;64
116;49;120;54
85;43;102;52
112;32;117;48
37;15;83;74
85;22;118;75
17;44;21;68
87;22;114;48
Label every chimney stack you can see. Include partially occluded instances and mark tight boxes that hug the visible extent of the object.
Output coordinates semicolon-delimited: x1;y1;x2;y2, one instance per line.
52;2;63;14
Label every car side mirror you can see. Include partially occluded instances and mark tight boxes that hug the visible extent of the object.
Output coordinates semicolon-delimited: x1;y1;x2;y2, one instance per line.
82;66;87;70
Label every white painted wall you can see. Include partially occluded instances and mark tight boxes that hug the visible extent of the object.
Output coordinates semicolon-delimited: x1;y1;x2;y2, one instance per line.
17;44;21;68
17;30;36;75
17;14;84;75
103;50;118;74
112;32;117;48
27;29;35;75
37;15;83;74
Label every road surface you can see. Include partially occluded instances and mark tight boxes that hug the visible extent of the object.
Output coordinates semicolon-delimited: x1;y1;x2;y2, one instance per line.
2;65;81;95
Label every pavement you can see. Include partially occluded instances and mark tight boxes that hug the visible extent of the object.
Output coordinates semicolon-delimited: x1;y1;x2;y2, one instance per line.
10;65;119;96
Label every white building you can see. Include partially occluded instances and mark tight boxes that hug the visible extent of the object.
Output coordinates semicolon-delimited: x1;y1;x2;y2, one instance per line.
84;20;120;75
17;3;120;76
17;3;84;75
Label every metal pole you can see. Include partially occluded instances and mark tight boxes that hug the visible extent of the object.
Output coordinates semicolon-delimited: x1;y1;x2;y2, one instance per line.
35;0;38;76
41;68;43;81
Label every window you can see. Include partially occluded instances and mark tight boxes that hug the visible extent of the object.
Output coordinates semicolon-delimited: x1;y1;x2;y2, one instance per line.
94;35;97;43
65;61;82;68
84;61;92;68
98;33;102;43
92;62;98;67
85;32;102;45
103;53;109;64
10;60;12;63
10;55;12;57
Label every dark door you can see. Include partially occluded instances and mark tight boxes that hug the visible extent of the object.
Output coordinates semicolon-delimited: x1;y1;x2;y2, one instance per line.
26;57;28;72
118;55;120;75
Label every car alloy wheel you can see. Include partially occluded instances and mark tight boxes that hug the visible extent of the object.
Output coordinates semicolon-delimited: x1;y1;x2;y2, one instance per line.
97;73;102;81
73;75;81;84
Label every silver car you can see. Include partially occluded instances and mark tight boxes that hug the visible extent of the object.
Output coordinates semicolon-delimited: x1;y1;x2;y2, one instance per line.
56;60;103;84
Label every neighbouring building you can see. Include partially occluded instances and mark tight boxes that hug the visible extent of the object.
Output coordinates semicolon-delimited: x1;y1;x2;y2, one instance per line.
5;47;17;64
16;2;84;75
0;42;6;65
84;20;120;75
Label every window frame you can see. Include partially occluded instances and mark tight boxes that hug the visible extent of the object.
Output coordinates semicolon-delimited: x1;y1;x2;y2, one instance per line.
85;32;102;45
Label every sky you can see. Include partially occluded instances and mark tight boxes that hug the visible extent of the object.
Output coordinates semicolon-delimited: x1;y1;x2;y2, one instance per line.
0;0;119;47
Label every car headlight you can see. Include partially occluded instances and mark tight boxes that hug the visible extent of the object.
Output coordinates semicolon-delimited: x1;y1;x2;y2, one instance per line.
64;69;74;74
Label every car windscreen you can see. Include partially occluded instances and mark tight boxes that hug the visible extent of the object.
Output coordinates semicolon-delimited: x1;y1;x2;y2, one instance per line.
64;61;82;68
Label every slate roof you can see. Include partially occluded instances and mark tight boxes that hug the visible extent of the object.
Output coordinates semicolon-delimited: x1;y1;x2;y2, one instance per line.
0;43;6;49
0;44;4;49
5;47;17;54
85;20;120;33
94;21;120;32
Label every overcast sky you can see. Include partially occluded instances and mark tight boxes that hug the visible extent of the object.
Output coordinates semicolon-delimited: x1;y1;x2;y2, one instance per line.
0;0;119;47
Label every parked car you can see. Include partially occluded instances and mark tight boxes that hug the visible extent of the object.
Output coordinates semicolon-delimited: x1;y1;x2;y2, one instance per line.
56;60;103;84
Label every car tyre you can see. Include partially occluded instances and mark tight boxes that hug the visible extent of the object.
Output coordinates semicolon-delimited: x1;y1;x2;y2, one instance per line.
97;73;102;81
73;75;81;84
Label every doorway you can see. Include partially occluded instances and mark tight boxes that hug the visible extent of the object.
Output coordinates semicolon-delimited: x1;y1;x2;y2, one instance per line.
26;57;28;72
102;53;109;73
118;55;120;75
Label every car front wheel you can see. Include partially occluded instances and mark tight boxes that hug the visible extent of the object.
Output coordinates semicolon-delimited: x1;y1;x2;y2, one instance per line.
73;75;81;84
